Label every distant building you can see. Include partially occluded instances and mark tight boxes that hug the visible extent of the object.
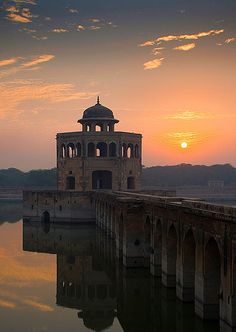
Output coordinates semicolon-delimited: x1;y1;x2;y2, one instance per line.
57;97;142;191
208;180;224;191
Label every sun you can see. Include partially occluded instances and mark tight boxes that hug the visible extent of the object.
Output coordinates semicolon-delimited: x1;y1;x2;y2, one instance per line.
181;142;188;149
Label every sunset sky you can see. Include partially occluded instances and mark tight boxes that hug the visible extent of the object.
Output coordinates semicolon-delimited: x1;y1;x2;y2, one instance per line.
0;0;236;170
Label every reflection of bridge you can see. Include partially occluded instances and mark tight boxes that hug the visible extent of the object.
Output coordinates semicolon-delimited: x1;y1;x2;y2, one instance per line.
94;191;236;331
23;221;219;332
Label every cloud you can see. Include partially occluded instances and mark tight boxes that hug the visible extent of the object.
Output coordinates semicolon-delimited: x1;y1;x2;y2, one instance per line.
0;79;98;118
0;299;16;309
32;35;48;40
5;3;38;23
19;27;36;33
0;55;54;78
165;131;207;147
174;43;196;51
225;37;236;44
140;29;224;47
165;110;236;121
22;299;54;312
52;28;69;33
69;8;79;14
77;25;85;31
88;25;101;31
12;0;37;4
21;7;37;19
5;6;19;12
165;111;213;120
0;58;18;67
90;18;100;23
6;12;32;23
22;54;55;68
152;47;164;55
143;58;164;70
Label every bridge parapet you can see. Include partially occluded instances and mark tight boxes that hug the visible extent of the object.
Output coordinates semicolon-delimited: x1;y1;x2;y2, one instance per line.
182;200;236;221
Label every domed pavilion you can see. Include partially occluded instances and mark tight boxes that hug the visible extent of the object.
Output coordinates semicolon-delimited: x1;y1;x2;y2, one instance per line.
56;97;142;191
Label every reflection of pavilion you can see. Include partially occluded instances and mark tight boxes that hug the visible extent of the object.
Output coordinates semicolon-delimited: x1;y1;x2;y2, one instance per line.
23;221;117;331
57;255;116;331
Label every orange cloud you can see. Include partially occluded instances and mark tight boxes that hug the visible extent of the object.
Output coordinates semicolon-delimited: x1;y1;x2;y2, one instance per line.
174;43;196;51
140;29;224;46
0;55;54;78
0;299;16;309
0;58;18;67
22;54;55;68
0;290;54;312
5;6;19;12
152;47;164;55
164;131;209;148
225;37;236;44
165;111;213;120
52;28;69;33
90;18;100;23
6;12;32;23
143;58;164;70
23;299;54;312
77;25;86;31
12;0;37;4
0;79;98;118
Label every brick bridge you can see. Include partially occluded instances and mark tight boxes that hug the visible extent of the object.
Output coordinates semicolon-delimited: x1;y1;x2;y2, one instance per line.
24;189;236;330
93;191;236;331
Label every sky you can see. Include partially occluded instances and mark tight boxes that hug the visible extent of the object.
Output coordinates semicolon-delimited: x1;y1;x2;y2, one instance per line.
0;0;236;170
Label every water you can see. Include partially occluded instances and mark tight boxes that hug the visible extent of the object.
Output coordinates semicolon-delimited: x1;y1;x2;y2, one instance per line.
0;202;219;332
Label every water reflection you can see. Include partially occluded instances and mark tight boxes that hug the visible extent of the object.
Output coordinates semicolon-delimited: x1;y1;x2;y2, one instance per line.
0;201;22;223
23;221;219;332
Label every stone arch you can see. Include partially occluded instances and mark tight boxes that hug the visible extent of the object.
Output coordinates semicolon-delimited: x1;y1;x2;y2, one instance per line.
233;256;236;296
67;143;75;158
135;144;140;158
182;229;196;301
151;218;162;276
76;142;82;157
95;124;103;132
144;215;151;254
111;205;116;237
122;143;127;157
61;144;66;158
107;123;114;132
127;143;134;158
109;142;117;157
66;176;75;190
127;176;135;190
166;224;177;286
118;213;124;256
88;142;95;157
41;211;50;223
92;170;112;189
96;142;108;157
86;124;91;132
204;237;221;318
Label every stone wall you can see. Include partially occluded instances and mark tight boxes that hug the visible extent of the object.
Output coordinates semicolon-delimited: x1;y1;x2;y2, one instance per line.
23;190;95;223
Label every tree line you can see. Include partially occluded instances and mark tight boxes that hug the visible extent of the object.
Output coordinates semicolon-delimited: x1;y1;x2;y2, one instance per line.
1;164;236;187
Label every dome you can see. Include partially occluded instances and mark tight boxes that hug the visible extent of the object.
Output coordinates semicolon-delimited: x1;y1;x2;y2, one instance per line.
82;97;114;120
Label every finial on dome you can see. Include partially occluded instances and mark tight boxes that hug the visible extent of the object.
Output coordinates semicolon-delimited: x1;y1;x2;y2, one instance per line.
97;96;100;104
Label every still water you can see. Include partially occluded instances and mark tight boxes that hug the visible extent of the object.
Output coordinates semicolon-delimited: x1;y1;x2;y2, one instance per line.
0;202;219;332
